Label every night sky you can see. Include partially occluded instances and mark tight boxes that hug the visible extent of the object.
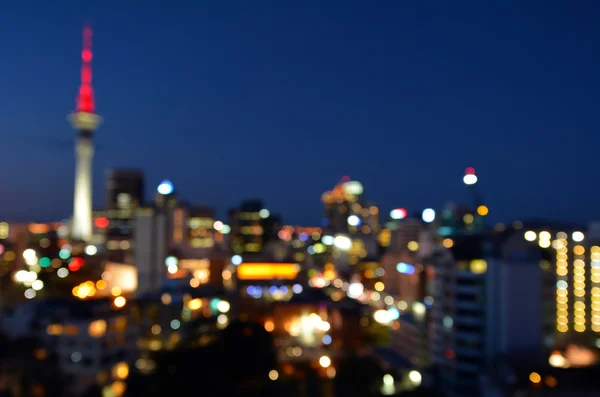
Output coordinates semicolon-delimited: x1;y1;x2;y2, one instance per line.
2;1;599;225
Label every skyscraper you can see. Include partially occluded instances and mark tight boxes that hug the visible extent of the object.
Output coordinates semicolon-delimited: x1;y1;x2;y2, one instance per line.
105;169;144;210
69;24;101;242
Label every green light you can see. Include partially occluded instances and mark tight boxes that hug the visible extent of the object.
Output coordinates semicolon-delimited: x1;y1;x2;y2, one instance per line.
40;257;51;268
59;249;70;260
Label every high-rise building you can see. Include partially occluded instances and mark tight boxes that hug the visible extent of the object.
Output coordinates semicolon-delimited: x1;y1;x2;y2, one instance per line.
425;230;553;397
521;223;600;340
134;207;168;296
228;200;280;257
321;178;379;276
69;25;101;242
105;169;144;211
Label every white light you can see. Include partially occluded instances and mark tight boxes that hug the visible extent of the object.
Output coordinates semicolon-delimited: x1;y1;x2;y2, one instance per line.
23;249;36;261
342;181;363;195
23;271;37;283
13;270;28;282
524;231;537;242
259;209;270;219
157;180;174;195
322;235;334;246
57;268;69;278
231;255;243;266
389;209;407;220
31;280;44;291
24;289;36;299
217;314;228;325
463;174;478;185
213;221;224;231
422;208;435;223
383;374;394;386
334;235;352;250
217;300;231;313
319;356;331;368
408;370;422;385
374;309;391;324
347;215;360;227
292;284;303;294
220;224;231;234
167;265;178;274
84;245;97;255
572;231;584;242
557;280;568;289
347;282;364;299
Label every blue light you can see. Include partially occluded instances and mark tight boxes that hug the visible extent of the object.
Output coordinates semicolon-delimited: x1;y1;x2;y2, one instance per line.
269;286;279;295
437;226;453;237
279;286;288;294
247;286;256;295
307;245;315;255
396;262;415;275
322;235;334;246
322;335;332;345
292;284;303;294
299;232;308;241
231;255;242;266
157;180;174;195
388;308;400;320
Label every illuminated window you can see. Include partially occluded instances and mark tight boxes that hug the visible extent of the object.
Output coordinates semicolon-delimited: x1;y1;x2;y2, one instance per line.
88;319;107;338
63;325;80;336
470;260;487;274
47;324;63;336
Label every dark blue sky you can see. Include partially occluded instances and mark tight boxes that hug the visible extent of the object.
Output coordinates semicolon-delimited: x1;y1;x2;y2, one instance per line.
2;1;599;225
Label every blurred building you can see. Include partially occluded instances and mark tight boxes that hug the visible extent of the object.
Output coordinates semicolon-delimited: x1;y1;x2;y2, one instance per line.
228;200;281;258
2;298;137;394
519;221;600;343
105;169;144;211
424;230;554;397
320;178;379;276
134;207;168;296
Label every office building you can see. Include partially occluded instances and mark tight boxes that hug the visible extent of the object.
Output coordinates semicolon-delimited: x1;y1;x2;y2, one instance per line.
425;230;553;397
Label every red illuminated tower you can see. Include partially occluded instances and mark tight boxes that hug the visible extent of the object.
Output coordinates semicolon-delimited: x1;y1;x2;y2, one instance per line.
68;23;102;242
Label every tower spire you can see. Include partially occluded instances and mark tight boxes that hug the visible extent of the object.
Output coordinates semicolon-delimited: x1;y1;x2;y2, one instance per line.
76;23;95;113
69;23;101;243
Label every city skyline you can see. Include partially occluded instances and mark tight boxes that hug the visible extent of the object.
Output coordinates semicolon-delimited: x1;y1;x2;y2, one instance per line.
2;1;600;225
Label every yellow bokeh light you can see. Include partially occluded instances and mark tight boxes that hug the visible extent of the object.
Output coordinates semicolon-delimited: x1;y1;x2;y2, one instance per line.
442;238;454;248
529;372;541;384
463;214;474;225
188;298;202;310
264;320;275;332
524;231;536;241
113;296;126;308
476;205;488;216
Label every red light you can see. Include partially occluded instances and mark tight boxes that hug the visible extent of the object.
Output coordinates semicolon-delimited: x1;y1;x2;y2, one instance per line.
68;257;84;271
397;208;407;218
341;176;351;182
465;167;476;175
94;217;109;228
81;49;92;62
444;349;455;359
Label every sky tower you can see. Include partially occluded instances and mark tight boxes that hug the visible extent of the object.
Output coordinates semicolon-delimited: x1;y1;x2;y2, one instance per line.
69;24;102;242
